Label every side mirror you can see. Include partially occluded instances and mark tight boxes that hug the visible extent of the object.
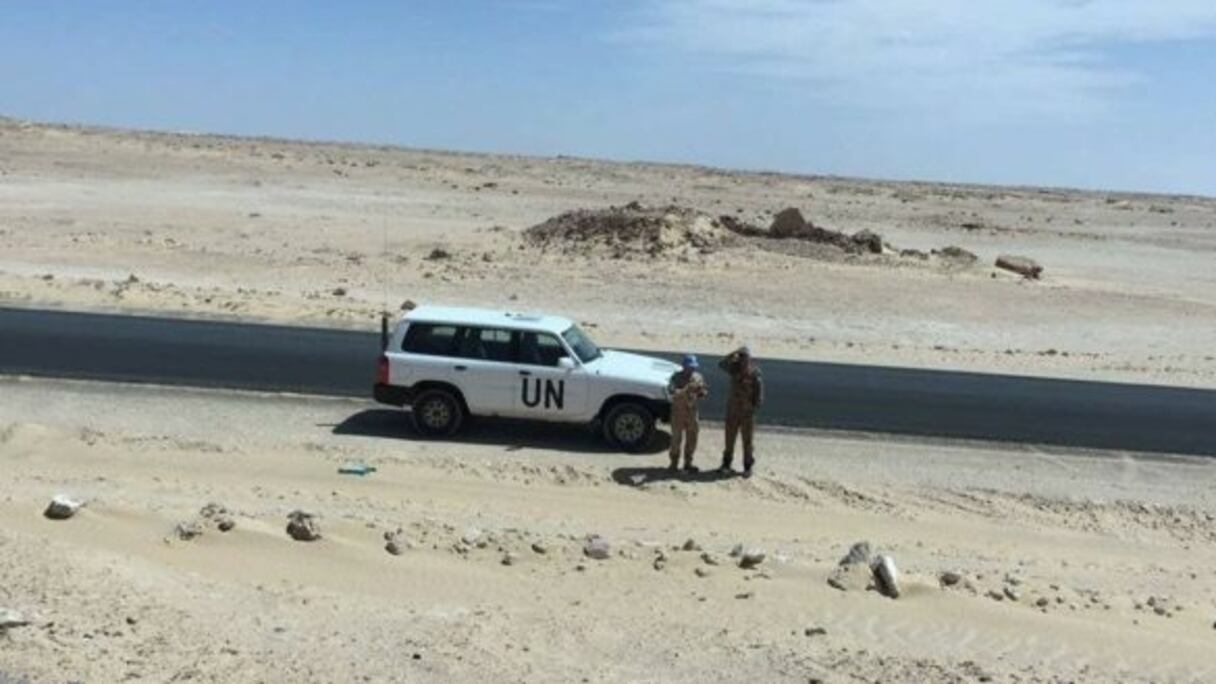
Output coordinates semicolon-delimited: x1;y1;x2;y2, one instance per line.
557;356;576;370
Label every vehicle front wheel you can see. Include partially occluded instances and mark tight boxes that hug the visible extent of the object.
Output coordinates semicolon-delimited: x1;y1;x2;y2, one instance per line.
411;389;465;437
603;402;655;452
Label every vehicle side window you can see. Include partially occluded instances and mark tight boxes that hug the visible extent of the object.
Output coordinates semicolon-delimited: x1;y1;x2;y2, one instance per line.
479;328;516;363
518;332;566;367
451;326;516;362
401;324;458;357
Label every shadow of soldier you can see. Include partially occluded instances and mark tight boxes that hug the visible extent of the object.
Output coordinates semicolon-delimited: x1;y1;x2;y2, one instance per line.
610;465;736;487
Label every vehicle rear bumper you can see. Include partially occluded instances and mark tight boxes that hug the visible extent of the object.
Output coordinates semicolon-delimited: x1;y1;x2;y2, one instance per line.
373;383;412;406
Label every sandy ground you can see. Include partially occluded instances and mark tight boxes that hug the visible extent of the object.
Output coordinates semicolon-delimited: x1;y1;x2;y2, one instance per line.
1;377;1214;683
1;117;1215;387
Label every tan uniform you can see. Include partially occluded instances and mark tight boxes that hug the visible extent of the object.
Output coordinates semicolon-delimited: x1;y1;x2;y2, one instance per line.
667;369;708;468
719;351;763;472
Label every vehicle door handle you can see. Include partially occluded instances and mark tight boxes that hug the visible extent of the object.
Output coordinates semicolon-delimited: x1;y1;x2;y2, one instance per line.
454;365;467;372
518;370;532;376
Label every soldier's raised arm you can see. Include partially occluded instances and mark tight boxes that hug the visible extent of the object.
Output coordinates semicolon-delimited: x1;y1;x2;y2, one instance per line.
717;352;733;373
753;368;764;408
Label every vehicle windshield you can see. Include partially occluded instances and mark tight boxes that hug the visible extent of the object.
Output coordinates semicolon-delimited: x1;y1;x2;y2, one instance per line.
561;325;603;363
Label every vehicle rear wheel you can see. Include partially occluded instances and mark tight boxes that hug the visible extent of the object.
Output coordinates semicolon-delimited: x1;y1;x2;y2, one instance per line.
603;402;655;452
411;389;464;437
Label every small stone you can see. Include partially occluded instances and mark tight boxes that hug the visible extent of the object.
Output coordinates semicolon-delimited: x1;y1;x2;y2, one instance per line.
694;567;710;578
1003;586;1021;602
0;609;29;631
384;531;409;556
126;616;138;626
729;543;744;558
995;254;1044;280
804;627;827;638
174;520;204;541
530;541;548;555
988;590;1005;602
461;528;483;546
739;549;767;569
939;571;962;587
216;518;236;532
1036;597;1050;608
501;552;517;566
871;555;901;599
700;551;720;566
583;536;611;560
735;591;754;600
653;557;666;572
839;541;872;566
286;510;321;542
827;562;872;592
331;287;347;297
44;494;83;520
682;538;702;552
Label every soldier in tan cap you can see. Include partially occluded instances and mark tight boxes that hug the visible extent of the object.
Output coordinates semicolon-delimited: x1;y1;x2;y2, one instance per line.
718;346;763;478
667;354;709;473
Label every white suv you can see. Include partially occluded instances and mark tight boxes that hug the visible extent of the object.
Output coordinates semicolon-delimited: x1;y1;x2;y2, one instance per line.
374;306;677;450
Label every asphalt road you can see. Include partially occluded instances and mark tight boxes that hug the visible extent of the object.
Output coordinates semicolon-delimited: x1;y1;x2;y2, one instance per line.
2;306;1214;456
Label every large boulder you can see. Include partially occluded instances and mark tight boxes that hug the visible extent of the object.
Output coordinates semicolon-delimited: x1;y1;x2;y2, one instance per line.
851;230;884;255
770;208;809;238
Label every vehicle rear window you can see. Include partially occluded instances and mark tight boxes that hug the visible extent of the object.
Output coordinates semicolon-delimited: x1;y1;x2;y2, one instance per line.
402;323;459;356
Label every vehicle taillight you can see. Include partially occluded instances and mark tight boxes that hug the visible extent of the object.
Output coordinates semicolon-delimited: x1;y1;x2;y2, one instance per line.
376;354;390;385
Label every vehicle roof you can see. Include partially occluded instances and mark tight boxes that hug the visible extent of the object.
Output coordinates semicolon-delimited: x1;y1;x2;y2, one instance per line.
403;305;574;334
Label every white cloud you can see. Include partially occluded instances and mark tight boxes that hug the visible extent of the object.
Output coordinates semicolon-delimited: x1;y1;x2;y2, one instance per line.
616;0;1216;120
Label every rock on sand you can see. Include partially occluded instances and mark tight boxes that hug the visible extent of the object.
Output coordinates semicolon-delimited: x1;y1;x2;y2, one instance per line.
584;536;611;560
871;555;901;599
286;510;322;542
44;494;83;520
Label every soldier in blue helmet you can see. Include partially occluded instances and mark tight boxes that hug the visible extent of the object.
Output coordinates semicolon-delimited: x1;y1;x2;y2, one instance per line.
666;353;709;473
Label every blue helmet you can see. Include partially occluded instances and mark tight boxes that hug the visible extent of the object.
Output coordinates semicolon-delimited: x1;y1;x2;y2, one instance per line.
682;354;699;369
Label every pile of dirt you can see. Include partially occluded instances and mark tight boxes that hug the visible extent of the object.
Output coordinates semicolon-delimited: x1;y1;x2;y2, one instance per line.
750;207;885;255
524;202;739;259
525;203;981;270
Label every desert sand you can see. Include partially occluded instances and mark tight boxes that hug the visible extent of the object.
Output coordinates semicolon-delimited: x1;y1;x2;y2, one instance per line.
2;117;1215;387
2;377;1215;683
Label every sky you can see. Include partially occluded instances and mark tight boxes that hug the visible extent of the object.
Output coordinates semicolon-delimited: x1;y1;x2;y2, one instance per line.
2;1;1214;195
